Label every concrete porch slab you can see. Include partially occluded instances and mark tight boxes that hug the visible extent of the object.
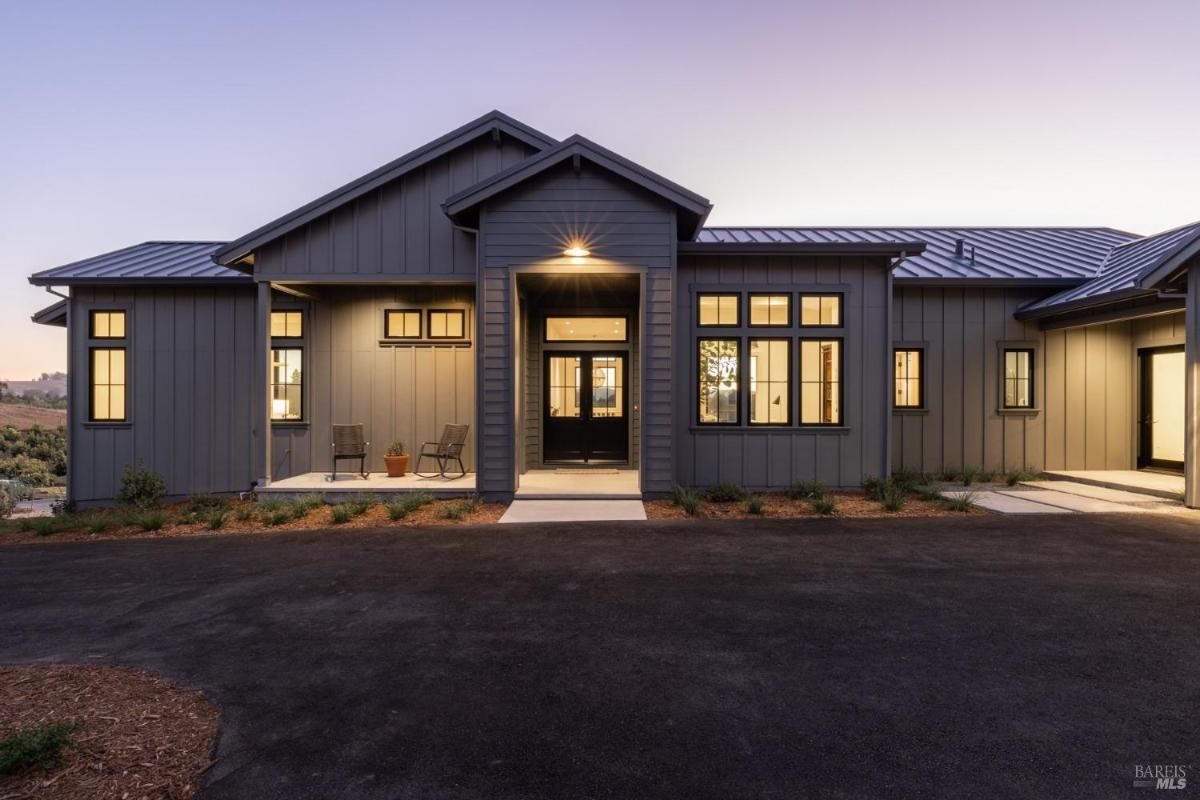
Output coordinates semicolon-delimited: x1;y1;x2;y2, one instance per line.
260;472;476;496
942;490;1074;515
1041;470;1183;500
499;500;648;524
1019;480;1176;505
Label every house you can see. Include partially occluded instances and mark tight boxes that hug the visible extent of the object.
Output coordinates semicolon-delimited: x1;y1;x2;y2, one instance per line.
27;111;1200;507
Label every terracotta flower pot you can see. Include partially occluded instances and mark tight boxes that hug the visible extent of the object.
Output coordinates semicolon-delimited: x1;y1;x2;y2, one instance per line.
384;454;409;478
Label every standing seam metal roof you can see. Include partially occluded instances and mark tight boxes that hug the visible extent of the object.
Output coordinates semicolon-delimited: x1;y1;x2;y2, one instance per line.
695;227;1136;281
28;242;245;285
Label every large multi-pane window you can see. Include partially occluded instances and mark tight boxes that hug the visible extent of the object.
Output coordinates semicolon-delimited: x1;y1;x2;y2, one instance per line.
1003;349;1034;408
799;294;841;327
799;339;841;425
697;294;739;326
90;348;126;421
749;294;790;327
270;348;303;421
698;339;740;424
749;339;790;424
894;349;923;408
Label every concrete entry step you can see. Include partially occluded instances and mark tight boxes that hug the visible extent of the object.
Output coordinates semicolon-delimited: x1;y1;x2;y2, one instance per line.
499;500;647;524
1019;480;1176;505
1041;470;1183;500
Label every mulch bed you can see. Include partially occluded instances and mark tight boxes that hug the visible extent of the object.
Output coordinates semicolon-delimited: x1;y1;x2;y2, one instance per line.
644;490;980;519
0;498;507;545
0;665;219;799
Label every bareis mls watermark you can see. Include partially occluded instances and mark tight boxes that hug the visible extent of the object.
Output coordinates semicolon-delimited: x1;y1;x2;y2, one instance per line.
1133;764;1190;790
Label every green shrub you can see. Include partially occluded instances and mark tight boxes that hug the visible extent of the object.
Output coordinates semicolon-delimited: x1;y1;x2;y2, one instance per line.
178;493;227;523
233;505;254;522
290;493;326;515
671;485;703;516
1005;468;1037;486
810;496;837;515
706;483;747;503
943;490;979;512
977;468;997;483
261;509;293;526
115;461;167;508
20;517;69;537
87;513;116;534
386;440;406;456
891;470;930;493
862;475;884;501
787;480;826;501
745;496;764;515
344;494;377;517
330;504;353;525
0;484;17;519
386;491;435;520
879;482;906;512
255;497;288;514
206;509;227;530
914;484;945;503
135;510;166;531
0;721;77;776
0;455;54;487
0;424;66;480
939;467;959;482
960;466;981;486
438;499;476;520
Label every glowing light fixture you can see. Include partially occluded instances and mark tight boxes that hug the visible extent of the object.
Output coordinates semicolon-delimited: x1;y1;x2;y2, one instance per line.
563;244;591;258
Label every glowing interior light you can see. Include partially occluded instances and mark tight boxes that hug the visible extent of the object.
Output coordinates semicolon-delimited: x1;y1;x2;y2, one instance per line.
563;245;590;258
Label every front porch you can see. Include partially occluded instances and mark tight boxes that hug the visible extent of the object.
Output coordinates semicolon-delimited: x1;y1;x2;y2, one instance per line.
259;471;476;497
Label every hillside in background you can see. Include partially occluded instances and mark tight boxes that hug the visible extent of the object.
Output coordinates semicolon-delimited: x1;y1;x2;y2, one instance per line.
3;372;67;397
0;404;66;430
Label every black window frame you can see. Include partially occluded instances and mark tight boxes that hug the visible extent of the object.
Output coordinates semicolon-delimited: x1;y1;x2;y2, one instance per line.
1002;348;1035;409
797;337;844;426
747;337;792;426
89;310;127;340
696;337;741;426
696;292;741;328
427;308;467;340
269;309;304;339
893;348;925;409
383;309;423;340
747;293;793;328
269;346;305;422
798;293;844;328
88;346;128;422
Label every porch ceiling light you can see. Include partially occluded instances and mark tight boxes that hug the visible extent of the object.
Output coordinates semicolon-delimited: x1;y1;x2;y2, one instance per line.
563;244;591;258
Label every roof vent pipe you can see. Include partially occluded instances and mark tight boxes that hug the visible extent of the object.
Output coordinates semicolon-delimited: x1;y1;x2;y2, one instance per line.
970;246;976;265
954;238;965;258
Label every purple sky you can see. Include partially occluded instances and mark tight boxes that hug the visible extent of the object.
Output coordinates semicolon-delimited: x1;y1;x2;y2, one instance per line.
3;0;1199;378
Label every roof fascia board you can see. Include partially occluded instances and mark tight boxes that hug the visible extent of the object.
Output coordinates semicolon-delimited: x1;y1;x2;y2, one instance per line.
1036;297;1186;331
894;277;1083;288
1014;286;1153;320
28;276;251;287
215;112;557;266
31;299;68;327
1136;234;1200;289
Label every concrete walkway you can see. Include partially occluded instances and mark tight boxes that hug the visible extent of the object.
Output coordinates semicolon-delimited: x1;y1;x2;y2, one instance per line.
499;499;647;523
945;478;1195;516
1042;469;1184;499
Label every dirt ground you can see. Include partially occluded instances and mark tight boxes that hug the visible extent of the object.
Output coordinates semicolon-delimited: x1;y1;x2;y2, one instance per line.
0;665;219;799
644;490;978;519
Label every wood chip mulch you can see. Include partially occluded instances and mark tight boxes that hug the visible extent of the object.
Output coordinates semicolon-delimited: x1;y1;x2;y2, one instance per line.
0;665;219;800
644;491;982;519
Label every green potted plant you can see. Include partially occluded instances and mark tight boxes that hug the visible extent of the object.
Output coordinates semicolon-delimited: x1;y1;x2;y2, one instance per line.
384;441;408;477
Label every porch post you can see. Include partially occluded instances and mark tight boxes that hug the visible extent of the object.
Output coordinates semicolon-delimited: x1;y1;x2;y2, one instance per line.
254;281;272;487
1185;263;1200;507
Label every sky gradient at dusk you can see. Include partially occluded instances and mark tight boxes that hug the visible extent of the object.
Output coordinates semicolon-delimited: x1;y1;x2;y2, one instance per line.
3;0;1199;378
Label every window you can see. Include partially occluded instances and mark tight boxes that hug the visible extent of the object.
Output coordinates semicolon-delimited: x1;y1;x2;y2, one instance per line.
428;309;466;339
545;316;627;342
894;349;923;408
270;348;303;420
698;293;739;326
591;355;625;417
749;294;791;327
90;348;126;421
698;339;739;424
1003;349;1034;408
800;294;841;327
749;339;790;424
799;339;841;424
384;310;421;339
270;310;303;338
90;310;126;339
547;355;581;418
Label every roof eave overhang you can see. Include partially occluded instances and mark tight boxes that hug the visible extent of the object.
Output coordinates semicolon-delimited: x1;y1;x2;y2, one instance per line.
1137;235;1200;290
1014;286;1155;321
28;276;252;287
894;276;1084;288
30;299;68;327
214;111;558;267
679;241;927;256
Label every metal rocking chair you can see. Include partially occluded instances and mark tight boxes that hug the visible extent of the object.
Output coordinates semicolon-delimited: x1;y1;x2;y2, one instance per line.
328;423;369;481
414;424;469;479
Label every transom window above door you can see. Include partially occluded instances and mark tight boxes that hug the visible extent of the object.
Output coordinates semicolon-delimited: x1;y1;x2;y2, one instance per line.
544;316;627;342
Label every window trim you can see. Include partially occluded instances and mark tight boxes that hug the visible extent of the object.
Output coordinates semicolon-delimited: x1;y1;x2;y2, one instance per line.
798;293;844;328
89;310;127;340
382;308;423;340
747;293;793;328
542;314;630;343
797;337;844;426
696;336;741;426
427;308;468;340
88;346;128;422
893;347;925;409
269;309;304;339
1001;346;1036;410
270;346;305;422
747;337;792;426
696;292;741;328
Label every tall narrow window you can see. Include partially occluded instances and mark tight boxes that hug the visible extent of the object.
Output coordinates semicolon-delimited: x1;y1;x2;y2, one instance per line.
90;348;126;421
799;339;842;424
697;294;739;326
894;349;924;408
384;310;421;339
698;339;739;424
428;309;466;339
90;310;126;339
749;294;791;327
270;310;303;338
749;339;790;424
1003;349;1034;408
799;294;842;327
270;348;303;421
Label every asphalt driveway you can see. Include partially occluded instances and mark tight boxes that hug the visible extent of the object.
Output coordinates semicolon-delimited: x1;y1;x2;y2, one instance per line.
1;515;1198;799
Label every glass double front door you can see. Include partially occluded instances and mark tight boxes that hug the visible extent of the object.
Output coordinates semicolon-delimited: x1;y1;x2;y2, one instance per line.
544;352;628;463
1139;347;1185;471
